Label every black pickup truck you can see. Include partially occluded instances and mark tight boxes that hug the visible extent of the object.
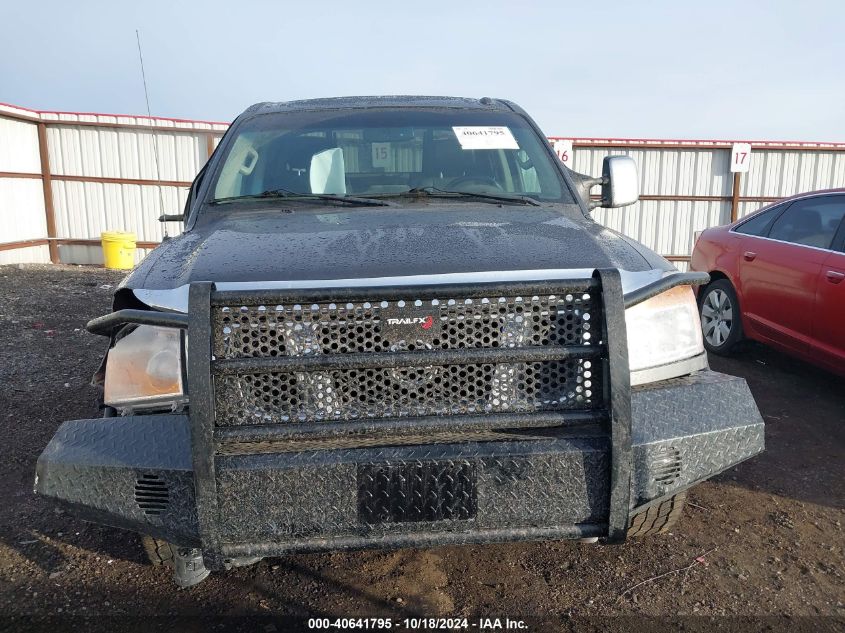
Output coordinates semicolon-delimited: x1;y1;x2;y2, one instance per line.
35;96;764;587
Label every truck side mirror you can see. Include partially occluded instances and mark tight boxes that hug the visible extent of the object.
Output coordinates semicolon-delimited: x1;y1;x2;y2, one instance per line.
600;156;639;208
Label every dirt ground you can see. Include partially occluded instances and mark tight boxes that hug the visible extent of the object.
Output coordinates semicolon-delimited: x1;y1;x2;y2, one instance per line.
0;265;843;632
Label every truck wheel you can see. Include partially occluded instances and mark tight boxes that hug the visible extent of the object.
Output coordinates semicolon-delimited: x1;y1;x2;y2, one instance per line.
141;535;174;566
627;492;686;537
699;279;743;355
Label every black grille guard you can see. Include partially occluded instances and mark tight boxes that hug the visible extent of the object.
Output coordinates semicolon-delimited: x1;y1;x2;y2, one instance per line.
85;271;710;336
82;269;711;558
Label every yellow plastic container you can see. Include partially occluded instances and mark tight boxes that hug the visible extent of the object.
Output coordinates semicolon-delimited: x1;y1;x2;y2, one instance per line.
101;231;137;270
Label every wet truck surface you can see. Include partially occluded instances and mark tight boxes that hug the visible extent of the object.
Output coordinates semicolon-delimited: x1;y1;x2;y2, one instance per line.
35;96;764;586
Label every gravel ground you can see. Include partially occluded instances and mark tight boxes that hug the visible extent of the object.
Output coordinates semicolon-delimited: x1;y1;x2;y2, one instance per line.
0;264;843;632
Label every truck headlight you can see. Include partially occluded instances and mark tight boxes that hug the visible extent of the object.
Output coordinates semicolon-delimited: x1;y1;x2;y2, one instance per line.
104;325;186;409
625;285;706;386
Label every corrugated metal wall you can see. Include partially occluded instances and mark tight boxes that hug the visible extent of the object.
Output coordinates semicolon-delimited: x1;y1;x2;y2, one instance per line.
46;123;210;263
0;114;50;264
0;103;226;265
2;102;844;273
564;140;845;271
739;149;845;217
574;147;733;270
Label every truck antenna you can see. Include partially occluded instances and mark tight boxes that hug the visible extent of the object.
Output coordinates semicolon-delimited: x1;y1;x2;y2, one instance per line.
135;30;169;238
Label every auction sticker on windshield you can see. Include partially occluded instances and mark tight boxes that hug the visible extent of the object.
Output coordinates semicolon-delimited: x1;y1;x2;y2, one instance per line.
452;126;519;150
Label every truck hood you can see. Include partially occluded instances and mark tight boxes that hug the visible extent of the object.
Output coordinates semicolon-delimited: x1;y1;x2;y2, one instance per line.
124;204;672;296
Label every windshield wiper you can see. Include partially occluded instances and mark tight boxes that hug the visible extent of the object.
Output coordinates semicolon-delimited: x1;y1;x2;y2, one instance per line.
212;188;390;207
393;187;541;206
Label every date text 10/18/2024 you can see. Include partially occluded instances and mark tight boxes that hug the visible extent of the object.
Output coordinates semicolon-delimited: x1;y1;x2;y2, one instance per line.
307;617;529;630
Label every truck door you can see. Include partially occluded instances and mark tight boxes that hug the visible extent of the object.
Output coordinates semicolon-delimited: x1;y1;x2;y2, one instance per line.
812;209;845;372
738;195;844;353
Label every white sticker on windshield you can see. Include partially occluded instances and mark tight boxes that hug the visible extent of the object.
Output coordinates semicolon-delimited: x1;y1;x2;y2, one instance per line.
452;126;519;150
371;142;391;168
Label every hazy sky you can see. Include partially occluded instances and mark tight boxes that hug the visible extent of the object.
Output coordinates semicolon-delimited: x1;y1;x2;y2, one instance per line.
1;1;842;141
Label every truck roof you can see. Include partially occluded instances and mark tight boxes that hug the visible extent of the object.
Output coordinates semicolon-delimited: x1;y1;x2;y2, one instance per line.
241;96;515;116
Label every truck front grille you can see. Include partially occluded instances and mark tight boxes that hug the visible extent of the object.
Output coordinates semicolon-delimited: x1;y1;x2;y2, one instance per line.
211;285;605;427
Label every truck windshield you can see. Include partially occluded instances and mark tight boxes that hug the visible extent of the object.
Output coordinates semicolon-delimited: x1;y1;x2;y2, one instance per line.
210;109;573;204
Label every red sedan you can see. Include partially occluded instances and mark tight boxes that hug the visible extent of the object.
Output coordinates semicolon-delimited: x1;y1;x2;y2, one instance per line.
690;189;845;376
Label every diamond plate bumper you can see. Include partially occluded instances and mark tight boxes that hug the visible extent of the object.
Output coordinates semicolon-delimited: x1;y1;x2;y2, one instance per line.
35;369;763;564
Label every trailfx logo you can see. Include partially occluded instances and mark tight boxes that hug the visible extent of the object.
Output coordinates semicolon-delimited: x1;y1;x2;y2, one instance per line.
385;316;434;330
381;307;440;342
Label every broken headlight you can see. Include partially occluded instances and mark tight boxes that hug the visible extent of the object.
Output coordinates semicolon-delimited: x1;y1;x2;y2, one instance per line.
104;325;186;409
625;285;706;386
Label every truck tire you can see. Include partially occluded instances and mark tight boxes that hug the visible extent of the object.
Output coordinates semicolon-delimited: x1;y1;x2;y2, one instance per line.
627;491;687;537
141;535;174;567
699;279;743;355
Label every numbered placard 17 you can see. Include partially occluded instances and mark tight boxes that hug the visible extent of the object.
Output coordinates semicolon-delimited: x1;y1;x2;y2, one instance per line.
553;139;574;168
730;143;751;173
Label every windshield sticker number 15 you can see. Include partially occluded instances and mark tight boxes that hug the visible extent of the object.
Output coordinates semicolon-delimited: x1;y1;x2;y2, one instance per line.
372;143;391;168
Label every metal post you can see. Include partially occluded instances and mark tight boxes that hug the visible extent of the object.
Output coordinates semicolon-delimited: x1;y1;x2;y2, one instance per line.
596;268;632;543
36;122;59;263
730;172;742;223
187;282;223;570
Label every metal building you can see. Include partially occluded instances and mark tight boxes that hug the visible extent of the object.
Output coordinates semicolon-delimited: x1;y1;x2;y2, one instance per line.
2;101;844;270
562;137;845;270
0;102;225;265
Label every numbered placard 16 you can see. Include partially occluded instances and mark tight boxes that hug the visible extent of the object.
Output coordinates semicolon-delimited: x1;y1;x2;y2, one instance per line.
553;139;574;168
730;143;751;173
